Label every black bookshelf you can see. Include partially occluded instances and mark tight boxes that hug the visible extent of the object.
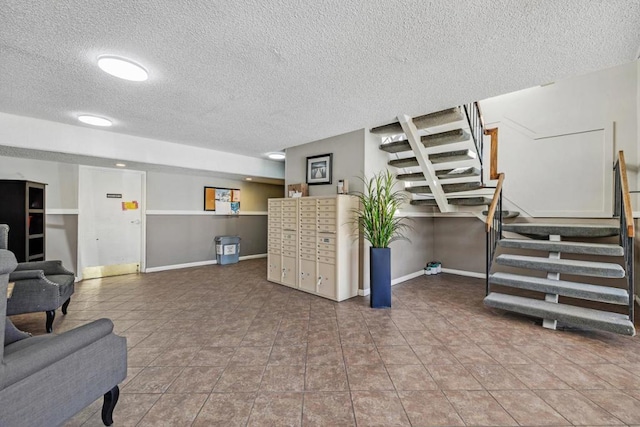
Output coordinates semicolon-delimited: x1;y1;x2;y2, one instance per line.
0;180;46;262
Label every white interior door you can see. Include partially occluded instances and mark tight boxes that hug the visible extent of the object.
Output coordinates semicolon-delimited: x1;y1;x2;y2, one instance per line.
78;166;145;279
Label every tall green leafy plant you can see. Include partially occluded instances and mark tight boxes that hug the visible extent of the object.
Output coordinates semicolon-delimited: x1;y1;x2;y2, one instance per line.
354;170;410;248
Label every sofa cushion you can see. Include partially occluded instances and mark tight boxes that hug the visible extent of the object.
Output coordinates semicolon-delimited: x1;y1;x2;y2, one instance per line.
4;318;32;345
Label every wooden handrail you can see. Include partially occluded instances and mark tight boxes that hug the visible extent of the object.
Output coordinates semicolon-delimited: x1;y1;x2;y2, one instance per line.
484;128;499;180
618;151;635;236
485;173;505;232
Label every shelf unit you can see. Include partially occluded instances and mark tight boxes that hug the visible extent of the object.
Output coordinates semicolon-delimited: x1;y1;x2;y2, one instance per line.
0;180;46;262
267;195;358;301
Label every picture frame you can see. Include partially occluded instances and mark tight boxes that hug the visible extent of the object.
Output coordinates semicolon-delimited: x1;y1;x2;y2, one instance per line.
204;187;216;211
306;153;333;185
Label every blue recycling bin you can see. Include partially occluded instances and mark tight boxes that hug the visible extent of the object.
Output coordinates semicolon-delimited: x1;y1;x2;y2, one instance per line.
215;236;240;265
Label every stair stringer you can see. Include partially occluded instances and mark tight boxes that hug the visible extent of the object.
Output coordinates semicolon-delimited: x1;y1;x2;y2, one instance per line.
398;114;451;212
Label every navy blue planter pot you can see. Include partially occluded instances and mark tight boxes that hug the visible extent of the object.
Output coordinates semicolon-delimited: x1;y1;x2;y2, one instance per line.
370;247;391;308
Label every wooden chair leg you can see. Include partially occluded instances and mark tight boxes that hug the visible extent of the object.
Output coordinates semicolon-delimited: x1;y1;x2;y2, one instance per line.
45;310;55;333
101;386;119;426
62;297;71;315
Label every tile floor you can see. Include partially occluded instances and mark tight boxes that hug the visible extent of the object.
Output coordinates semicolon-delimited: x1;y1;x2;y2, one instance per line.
10;258;640;426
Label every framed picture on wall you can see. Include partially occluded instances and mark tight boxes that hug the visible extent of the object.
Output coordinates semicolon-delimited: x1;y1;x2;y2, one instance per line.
306;153;333;185
204;187;216;211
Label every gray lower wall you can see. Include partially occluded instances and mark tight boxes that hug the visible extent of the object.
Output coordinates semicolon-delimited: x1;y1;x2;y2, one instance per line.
391;217;435;279
146;215;267;268
433;217;486;274
46;214;78;274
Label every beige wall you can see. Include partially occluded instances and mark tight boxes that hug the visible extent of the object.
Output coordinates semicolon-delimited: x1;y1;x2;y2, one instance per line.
285;129;365;196
146;171;283;212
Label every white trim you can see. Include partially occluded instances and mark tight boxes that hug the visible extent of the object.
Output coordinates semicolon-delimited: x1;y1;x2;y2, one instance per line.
144;253;267;273
145;210;267;216
46;209;79;215
441;267;485;279
358;288;370;297
239;254;268;260
145;260;216;273
395;211;477;218
391;270;425;285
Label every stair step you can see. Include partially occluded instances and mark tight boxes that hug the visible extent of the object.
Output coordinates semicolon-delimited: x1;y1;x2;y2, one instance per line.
503;223;619;238
410;196;491;207
489;272;629;305
397;172;425;182
379;129;471;154
389;157;419;168
437;167;480;180
379;140;411;153
397;167;480;182
406;182;483;194
482;210;520;219
496;254;625;278
484;292;635;336
499;239;624;256
448;197;491;206
429;149;475;164
422;129;470;148
371;107;463;136
410;199;438;206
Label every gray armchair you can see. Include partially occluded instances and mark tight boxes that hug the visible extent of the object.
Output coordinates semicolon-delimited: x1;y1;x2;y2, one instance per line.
1;249;127;426
0;224;75;332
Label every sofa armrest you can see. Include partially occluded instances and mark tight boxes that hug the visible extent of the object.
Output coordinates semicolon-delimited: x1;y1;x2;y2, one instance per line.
15;260;74;276
1;318;117;389
9;269;47;282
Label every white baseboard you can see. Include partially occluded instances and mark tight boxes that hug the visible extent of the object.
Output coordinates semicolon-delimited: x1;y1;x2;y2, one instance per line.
239;254;268;261
358;288;370;297
145;253;267;273
391;270;425;286
441;267;485;279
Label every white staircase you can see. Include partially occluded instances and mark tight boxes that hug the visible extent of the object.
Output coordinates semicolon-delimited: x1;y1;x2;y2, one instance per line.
371;105;494;213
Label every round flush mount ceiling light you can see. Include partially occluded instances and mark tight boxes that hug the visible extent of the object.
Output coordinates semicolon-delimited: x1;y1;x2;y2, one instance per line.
78;115;112;127
115;163;126;167
267;152;286;160
97;55;148;81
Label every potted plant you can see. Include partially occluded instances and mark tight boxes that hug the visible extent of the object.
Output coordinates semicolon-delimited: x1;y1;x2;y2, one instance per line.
353;170;410;308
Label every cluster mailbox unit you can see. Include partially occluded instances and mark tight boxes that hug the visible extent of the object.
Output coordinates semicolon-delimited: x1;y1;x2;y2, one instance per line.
267;195;359;301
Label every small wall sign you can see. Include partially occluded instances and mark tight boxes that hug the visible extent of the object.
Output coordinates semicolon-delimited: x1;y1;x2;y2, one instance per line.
106;193;122;198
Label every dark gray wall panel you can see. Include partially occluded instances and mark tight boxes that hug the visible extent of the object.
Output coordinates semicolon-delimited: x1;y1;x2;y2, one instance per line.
146;215;267;268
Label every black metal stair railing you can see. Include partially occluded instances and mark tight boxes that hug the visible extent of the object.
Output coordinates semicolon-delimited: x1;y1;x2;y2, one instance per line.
463;102;484;183
613;152;635;323
485;173;505;295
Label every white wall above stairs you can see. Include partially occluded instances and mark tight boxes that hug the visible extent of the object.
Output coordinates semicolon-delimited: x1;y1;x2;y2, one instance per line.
481;61;638;216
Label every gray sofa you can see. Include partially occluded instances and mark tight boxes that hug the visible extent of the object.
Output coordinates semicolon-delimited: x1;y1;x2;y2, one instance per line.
0;249;127;426
0;224;75;332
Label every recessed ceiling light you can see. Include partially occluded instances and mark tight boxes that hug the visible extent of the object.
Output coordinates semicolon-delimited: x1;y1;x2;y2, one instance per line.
115;163;126;167
268;152;286;160
98;55;148;81
245;177;253;181
78;115;112;127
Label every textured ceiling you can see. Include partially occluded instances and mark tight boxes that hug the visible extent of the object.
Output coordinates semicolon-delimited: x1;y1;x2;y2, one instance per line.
0;1;639;159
